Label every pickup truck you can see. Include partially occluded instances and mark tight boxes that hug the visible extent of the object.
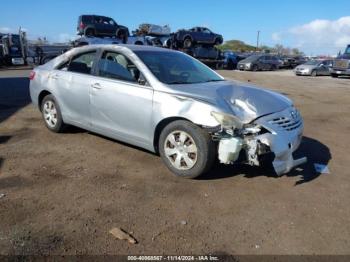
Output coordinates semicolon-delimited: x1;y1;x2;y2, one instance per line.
172;27;223;48
331;44;350;77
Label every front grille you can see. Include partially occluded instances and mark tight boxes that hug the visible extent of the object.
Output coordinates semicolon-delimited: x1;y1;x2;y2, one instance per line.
334;59;349;69
268;112;302;131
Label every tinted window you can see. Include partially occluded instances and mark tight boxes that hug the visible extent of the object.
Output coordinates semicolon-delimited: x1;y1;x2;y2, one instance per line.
81;16;93;23
98;51;138;83
67;51;96;75
134;50;223;84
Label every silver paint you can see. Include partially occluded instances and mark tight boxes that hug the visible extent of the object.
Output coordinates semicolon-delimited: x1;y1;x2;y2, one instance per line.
30;44;306;175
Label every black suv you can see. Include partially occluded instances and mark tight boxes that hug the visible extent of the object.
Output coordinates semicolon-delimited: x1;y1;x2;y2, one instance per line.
77;15;129;41
172;27;223;48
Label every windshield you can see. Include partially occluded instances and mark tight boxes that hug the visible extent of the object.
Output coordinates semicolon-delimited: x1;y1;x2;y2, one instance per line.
134;50;223;84
345;46;350;54
304;60;320;65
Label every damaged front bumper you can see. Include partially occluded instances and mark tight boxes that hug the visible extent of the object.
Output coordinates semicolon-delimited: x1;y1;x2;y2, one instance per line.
214;107;307;175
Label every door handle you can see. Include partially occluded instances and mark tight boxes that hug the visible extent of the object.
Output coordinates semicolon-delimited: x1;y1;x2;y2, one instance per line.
91;83;102;90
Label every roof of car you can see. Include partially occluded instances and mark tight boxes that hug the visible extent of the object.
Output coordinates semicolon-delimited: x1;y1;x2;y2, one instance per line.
80;44;177;53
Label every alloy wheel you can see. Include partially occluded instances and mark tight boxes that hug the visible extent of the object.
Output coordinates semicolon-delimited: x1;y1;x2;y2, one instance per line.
164;130;198;170
43;100;58;128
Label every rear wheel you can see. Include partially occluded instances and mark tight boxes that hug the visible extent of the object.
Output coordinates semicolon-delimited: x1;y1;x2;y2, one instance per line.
159;120;215;179
183;37;193;48
331;74;339;78
85;28;95;37
41;95;66;133
271;64;277;71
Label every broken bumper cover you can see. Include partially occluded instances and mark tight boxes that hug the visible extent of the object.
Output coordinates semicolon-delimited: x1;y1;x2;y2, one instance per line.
253;107;307;175
216;107;307;175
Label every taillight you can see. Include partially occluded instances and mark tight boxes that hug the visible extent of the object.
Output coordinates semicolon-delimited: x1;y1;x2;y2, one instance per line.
80;22;85;29
29;71;35;80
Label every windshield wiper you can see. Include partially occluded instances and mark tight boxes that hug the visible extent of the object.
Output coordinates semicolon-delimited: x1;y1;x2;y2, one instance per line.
205;79;225;82
167;81;192;85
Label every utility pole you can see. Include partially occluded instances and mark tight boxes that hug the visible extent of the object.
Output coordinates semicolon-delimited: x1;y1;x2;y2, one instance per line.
256;30;260;51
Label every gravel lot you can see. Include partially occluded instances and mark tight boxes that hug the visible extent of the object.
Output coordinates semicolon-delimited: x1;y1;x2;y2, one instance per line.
0;68;349;255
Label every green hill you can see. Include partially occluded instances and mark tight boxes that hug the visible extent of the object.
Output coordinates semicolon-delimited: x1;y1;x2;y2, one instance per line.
218;40;258;52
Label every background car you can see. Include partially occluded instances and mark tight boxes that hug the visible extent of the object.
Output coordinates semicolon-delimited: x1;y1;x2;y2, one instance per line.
294;59;333;76
172;27;223;48
237;54;280;71
77;15;129;41
222;50;238;70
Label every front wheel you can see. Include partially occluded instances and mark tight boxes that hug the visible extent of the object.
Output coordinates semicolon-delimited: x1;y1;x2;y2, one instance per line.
41;95;66;133
159;120;216;179
252;64;259;71
331;74;339;78
311;70;317;77
183;37;193;49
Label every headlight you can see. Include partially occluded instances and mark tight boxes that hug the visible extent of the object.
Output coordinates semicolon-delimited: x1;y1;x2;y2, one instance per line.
211;111;243;129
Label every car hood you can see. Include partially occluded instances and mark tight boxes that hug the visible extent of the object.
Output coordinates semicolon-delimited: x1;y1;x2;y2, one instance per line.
238;58;256;64
162;80;292;123
296;64;317;70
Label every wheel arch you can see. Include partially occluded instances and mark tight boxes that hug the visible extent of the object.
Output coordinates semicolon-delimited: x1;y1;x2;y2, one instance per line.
38;90;52;111
183;34;193;42
153;116;193;154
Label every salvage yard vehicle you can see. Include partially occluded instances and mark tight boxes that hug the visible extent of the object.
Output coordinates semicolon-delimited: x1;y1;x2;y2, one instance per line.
172;27;223;48
237;54;280;71
331;44;350;78
77;15;129;42
294;59;333;76
29;45;306;178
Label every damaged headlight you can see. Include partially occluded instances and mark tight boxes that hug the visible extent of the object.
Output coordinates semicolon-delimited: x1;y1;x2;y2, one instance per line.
211;111;243;129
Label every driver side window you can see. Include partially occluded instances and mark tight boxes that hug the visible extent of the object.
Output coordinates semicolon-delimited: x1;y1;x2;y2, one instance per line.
98;51;141;83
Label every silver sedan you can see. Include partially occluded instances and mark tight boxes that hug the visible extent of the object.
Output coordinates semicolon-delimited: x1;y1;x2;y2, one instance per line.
29;45;306;178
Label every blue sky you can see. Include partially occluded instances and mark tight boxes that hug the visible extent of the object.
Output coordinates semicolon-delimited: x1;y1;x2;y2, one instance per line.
1;0;350;55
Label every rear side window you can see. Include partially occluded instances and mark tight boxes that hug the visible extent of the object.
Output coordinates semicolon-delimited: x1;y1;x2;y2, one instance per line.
81;16;93;23
62;51;96;75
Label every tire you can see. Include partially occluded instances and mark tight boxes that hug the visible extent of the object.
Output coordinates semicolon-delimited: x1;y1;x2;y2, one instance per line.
331;74;338;78
116;29;128;43
159;120;216;179
214;37;222;46
183;37;193;49
85;28;95;37
41;95;66;133
252;64;259;71
311;70;317;77
271;65;277;71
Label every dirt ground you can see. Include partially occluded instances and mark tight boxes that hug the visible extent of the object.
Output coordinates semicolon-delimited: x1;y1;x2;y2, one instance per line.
0;68;350;255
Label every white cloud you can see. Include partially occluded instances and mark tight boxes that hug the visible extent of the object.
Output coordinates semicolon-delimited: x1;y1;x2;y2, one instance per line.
0;27;13;33
271;32;281;42
0;26;28;34
272;16;350;55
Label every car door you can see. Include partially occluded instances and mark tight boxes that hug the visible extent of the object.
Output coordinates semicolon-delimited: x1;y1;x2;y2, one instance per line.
90;50;153;146
102;17;115;35
321;60;332;75
51;50;98;127
94;16;105;35
202;28;214;43
257;56;266;70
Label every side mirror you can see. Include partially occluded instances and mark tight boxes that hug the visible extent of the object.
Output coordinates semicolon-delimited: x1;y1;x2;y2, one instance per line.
138;74;147;86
